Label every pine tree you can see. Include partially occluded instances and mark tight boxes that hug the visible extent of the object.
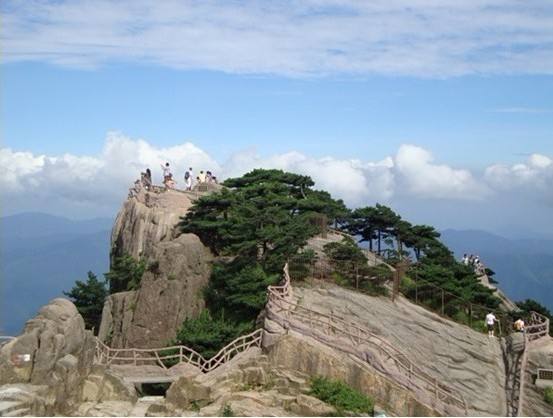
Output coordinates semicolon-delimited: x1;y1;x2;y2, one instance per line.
105;254;146;293
63;271;108;333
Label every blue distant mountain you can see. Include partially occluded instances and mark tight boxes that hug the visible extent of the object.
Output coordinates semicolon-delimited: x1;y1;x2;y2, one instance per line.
440;229;553;312
0;213;112;335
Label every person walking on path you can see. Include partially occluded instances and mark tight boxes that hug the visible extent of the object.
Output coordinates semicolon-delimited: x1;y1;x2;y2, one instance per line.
485;311;498;338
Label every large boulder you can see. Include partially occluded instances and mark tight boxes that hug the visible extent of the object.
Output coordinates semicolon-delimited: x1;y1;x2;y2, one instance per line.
0;298;96;415
521;337;553;416
100;184;214;348
267;331;436;417
289;282;508;416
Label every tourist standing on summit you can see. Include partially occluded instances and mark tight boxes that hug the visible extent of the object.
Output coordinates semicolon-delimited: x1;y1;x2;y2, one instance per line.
198;170;206;183
161;162;172;183
188;167;194;188
185;169;194;191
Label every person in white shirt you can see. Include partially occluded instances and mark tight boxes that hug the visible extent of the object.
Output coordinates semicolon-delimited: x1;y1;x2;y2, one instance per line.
198;170;206;183
161;163;172;184
184;170;192;191
188;167;194;189
485;312;498;337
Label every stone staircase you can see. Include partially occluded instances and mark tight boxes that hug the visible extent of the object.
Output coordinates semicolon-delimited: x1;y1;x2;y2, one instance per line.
0;386;39;417
503;333;526;417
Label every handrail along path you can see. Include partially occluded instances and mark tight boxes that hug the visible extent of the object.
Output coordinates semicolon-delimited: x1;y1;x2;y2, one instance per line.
266;264;469;416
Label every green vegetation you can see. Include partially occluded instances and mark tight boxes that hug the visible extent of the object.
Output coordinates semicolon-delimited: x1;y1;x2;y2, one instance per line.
65;253;147;332
288;249;317;281
221;404;235;417
63;271;108;333
174;168;507;352
545;387;553;406
205;260;279;322
176;169;347;353
105;253;146;293
173;310;252;359
323;237;389;295
310;376;374;415
515;299;553;334
343;203;501;318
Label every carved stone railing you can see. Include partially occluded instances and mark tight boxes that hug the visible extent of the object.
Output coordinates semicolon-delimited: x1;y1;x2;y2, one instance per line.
95;328;262;373
266;264;468;416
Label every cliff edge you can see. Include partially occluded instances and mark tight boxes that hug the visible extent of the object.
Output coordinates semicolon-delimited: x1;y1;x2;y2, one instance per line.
99;182;214;348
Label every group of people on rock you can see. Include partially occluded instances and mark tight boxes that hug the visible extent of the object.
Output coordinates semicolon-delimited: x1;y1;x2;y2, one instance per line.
461;254;485;275
140;162;218;191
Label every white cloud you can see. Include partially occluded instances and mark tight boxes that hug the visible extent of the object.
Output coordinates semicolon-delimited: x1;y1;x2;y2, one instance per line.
2;0;553;77
484;154;553;197
394;144;488;199
7;133;548;218
221;149;394;205
0;132;219;214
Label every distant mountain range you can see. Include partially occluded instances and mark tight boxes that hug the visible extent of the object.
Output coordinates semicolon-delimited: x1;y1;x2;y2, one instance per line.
440;229;553;312
1;213;112;335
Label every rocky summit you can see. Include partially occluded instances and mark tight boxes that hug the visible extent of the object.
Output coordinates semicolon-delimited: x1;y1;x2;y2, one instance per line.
99;182;214;348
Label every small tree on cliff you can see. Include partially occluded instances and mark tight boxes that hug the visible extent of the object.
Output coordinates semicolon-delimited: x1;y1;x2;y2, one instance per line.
105;254;146;293
64;271;108;333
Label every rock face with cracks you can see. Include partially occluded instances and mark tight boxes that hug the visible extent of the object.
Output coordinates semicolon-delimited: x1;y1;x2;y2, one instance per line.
521;336;553;416
0;299;96;415
286;281;508;416
99;183;214;348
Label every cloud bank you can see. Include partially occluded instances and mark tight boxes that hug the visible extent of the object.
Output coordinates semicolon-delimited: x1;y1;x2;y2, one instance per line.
2;133;552;219
3;0;553;77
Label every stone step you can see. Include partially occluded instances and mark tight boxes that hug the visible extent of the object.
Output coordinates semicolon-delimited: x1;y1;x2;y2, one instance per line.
0;400;24;415
2;407;31;417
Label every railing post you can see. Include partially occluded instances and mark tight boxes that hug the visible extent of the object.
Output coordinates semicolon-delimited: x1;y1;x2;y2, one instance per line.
133;350;137;366
441;290;445;316
469;303;472;327
180;346;183;363
415;279;418;304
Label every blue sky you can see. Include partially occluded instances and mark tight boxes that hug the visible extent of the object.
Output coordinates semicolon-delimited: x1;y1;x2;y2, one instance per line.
4;63;553;166
2;0;553;236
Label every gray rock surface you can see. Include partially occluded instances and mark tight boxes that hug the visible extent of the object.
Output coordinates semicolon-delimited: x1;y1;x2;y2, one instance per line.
80;365;138;404
521;336;553;416
166;347;339;417
291;281;508;416
267;330;436;416
0;298;96;415
100;184;214;348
